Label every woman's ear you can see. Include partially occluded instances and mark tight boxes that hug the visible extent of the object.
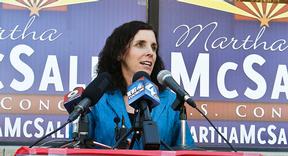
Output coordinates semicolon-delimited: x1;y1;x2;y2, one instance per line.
117;55;121;61
118;52;126;61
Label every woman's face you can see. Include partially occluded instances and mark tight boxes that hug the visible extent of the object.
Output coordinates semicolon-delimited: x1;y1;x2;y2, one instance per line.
121;30;157;84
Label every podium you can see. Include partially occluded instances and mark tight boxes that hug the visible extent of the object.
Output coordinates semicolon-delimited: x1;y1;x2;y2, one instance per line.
15;146;262;156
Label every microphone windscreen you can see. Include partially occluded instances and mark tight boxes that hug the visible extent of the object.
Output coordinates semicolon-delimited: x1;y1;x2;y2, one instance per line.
157;70;171;85
128;71;160;109
82;72;112;104
132;71;151;82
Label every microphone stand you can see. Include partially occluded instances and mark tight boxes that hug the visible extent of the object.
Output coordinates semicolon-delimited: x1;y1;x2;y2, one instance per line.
61;113;89;148
60;113;111;149
112;101;173;150
174;95;237;152
171;96;195;150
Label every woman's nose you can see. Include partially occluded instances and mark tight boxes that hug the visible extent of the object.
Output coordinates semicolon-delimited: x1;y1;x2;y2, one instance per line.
145;46;155;56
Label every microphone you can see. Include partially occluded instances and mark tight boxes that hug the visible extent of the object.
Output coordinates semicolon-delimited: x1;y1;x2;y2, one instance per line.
127;71;160;150
30;73;111;148
157;70;196;108
67;72;112;122
157;70;237;152
63;87;85;114
63;87;85;139
127;71;160;110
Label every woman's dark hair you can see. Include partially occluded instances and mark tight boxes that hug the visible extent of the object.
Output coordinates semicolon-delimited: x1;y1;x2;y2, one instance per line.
97;21;165;94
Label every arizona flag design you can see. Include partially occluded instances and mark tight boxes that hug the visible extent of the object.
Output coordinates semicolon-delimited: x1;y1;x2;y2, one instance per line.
178;0;288;27
1;0;99;16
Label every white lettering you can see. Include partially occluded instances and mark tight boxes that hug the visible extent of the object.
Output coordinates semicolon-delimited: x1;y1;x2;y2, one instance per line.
10;44;34;91
69;56;85;91
39;55;63;91
243;54;266;99
5;118;21;137
271;65;288;99
217;62;238;98
171;52;209;97
0;97;12;110
236;105;247;118
0;53;4;89
19;99;31;110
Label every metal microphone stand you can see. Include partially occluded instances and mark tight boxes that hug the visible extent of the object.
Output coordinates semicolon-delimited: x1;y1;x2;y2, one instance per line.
171;96;195;150
172;95;237;152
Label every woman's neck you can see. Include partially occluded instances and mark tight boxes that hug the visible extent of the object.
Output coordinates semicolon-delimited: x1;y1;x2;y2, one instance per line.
121;69;133;87
123;95;134;114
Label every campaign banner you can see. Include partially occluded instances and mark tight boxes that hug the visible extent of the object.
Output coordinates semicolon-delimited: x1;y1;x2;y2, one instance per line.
188;120;288;149
0;114;68;143
186;100;288;121
0;94;65;115
0;0;146;144
159;0;288;150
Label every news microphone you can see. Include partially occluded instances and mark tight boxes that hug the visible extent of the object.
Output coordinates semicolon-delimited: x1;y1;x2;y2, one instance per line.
128;71;160;150
30;73;111;148
63;87;85;139
127;71;160;110
157;70;196;108
63;87;85;114
67;72;112;122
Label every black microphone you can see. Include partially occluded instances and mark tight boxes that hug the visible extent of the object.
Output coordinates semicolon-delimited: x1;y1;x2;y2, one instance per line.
63;87;85;139
157;70;237;152
29;73;111;148
67;72;112;122
157;70;196;108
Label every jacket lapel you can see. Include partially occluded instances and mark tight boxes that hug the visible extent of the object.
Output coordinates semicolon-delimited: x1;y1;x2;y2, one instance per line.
106;90;132;128
151;91;169;122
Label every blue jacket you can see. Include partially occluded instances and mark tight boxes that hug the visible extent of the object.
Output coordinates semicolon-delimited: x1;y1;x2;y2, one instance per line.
87;89;195;149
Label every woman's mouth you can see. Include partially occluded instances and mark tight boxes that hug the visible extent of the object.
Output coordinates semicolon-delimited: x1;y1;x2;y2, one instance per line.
140;61;152;67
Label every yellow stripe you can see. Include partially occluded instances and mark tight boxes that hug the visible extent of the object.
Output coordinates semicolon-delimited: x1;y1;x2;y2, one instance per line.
177;0;257;18
243;2;260;18
268;3;286;19
44;0;99;8
266;3;273;17
256;2;263;17
271;11;288;20
1;0;28;8
0;0;99;8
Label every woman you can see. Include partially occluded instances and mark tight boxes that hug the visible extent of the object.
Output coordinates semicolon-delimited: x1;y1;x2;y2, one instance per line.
88;21;195;149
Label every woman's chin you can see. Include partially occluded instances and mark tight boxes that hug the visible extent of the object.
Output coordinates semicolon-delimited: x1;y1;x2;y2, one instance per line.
140;69;152;75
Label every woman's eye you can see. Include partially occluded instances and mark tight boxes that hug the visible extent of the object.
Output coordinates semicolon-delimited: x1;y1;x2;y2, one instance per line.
151;44;157;52
135;42;145;47
135;41;157;52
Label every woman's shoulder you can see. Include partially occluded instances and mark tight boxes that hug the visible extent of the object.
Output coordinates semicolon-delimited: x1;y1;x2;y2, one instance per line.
159;88;176;96
159;88;176;103
91;90;121;112
100;90;121;101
